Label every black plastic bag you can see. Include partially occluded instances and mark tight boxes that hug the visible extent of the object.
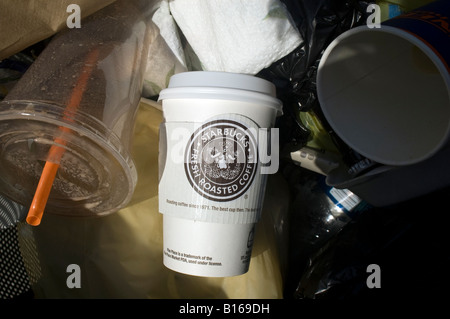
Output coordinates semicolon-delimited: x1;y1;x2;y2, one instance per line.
258;0;374;152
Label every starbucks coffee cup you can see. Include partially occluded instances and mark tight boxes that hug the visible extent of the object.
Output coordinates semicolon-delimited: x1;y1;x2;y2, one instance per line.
158;71;282;277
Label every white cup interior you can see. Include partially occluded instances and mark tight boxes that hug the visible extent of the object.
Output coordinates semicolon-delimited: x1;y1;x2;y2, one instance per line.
317;26;450;166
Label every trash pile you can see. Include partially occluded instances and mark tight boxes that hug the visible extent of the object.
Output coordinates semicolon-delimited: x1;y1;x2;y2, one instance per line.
0;0;449;300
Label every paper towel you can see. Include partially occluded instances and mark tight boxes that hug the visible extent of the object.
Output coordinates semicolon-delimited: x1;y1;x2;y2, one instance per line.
168;0;302;75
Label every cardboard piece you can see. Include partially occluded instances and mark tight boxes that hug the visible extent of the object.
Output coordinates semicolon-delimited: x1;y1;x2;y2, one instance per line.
0;0;116;60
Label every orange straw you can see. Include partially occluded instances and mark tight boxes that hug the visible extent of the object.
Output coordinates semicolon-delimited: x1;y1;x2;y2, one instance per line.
26;48;100;226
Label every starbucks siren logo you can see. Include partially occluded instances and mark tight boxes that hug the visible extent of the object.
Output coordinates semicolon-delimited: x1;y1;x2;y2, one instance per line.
184;119;258;202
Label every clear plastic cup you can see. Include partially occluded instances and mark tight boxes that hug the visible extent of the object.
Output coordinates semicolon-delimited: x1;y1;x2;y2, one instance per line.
0;0;155;217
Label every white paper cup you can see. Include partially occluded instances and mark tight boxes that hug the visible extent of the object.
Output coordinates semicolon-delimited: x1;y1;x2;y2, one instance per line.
317;2;450;166
158;71;282;277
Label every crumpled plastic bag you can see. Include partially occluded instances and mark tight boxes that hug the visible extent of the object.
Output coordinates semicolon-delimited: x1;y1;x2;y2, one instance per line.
257;0;373;152
18;101;289;299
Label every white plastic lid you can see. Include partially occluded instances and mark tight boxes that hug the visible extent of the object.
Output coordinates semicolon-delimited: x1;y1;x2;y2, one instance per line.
159;71;283;115
168;71;276;95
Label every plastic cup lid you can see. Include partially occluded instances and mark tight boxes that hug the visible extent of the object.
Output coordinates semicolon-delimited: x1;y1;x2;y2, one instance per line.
159;71;283;115
168;71;276;95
